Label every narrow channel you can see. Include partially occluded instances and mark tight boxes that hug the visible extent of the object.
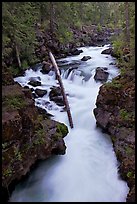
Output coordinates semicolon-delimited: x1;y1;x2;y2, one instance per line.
10;45;129;202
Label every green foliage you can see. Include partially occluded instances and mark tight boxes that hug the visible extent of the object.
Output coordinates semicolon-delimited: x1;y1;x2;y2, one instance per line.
127;171;134;178
2;2;134;74
120;67;126;76
56;123;68;136
119;109;130;121
105;79;123;89
112;38;124;58
56;27;73;45
97;24;102;32
14;147;22;161
33;128;45;145
52;123;68;141
3;96;27;110
125;146;133;155
2;2;39;66
3;166;12;178
10;66;20;77
2;142;8;149
22;60;29;69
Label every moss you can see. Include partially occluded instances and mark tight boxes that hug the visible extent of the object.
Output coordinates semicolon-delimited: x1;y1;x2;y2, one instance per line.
56;123;68;137
33;128;45;146
37;115;44;122
111;135;116;143
14;147;22;161
120;67;126;76
3;95;27;110
127;171;134;178
3;166;12;178
105;80;123;89
119;109;130;121
125;146;133;155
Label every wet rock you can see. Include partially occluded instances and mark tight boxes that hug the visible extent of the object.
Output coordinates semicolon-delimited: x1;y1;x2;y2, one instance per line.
101;47;112;55
29;76;41;81
49;87;64;106
49;86;62;98
94;67;109;83
31;63;43;71
28;80;41;87
81;56;91;61
109;62;116;65
40;61;53;74
52;96;64;106
35;88;47;97
37;106;53;119
70;48;83;56
67;67;78;78
94;108;112;129
28;77;41;87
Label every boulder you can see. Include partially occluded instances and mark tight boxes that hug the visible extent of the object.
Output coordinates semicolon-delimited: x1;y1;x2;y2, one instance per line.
81;56;91;61
28;77;41;87
67;67;78;78
49;86;64;106
35;88;47;97
70;48;83;56
94;67;109;83
40;61;53;74
101;47;112;55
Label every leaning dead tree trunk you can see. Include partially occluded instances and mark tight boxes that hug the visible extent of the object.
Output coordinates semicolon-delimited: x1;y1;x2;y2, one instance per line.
49;51;74;129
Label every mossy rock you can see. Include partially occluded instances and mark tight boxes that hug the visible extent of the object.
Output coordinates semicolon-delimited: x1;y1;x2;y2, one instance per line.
3;95;27;110
56;123;69;137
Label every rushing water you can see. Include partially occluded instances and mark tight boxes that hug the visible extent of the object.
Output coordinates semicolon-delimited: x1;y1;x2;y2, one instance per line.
10;45;129;202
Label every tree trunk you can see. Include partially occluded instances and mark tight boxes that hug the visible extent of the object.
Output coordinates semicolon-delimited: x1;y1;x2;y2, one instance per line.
125;2;130;47
80;2;83;22
49;51;74;129
50;2;55;34
15;44;21;68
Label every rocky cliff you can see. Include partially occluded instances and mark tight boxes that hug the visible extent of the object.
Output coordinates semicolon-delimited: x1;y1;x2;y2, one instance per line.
2;68;69;201
94;70;135;202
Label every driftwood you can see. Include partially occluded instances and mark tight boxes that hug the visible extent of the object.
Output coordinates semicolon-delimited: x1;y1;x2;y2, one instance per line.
49;51;74;128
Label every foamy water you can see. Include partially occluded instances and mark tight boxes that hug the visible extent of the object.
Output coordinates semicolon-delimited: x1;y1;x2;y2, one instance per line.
10;45;129;202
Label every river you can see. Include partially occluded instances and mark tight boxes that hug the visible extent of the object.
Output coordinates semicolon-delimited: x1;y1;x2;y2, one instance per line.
10;45;129;202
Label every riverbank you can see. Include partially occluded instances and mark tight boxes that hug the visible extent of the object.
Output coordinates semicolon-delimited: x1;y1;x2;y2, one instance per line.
94;67;135;202
2;67;68;201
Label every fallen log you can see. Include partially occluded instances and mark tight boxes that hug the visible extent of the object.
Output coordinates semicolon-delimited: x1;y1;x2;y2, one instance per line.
49;51;74;128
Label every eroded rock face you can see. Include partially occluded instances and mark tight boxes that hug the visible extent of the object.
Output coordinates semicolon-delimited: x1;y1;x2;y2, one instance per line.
93;73;135;202
2;82;68;201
